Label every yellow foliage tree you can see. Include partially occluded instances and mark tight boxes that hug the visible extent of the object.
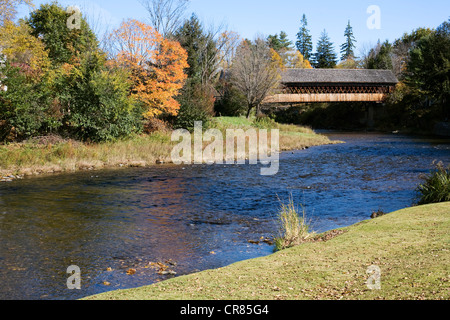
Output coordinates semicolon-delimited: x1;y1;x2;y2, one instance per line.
0;0;34;26
109;19;188;119
288;51;313;69
0;20;50;79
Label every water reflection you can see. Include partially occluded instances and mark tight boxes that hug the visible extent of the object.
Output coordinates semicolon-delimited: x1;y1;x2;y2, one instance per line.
0;132;449;300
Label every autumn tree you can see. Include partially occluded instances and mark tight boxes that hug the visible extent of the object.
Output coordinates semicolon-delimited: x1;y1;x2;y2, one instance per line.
230;38;281;118
0;0;34;26
287;51;312;69
0;19;50;78
110;19;188;119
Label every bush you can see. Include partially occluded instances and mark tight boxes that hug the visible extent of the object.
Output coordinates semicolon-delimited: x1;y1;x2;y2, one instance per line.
174;82;214;132
214;85;247;117
64;52;144;142
417;162;450;205
274;196;315;251
253;114;277;129
0;63;59;141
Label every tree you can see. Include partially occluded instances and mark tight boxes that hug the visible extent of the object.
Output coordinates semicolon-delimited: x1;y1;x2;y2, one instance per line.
174;14;213;83
63;50;144;142
140;0;189;38
0;0;34;27
174;14;233;87
296;14;313;61
230;38;281;118
392;27;434;78
407;20;450;112
287;50;313;69
268;31;299;67
0;19;50;79
268;31;293;52
312;30;337;68
340;20;357;61
110;19;188;119
0;61;55;141
26;2;98;65
366;40;393;70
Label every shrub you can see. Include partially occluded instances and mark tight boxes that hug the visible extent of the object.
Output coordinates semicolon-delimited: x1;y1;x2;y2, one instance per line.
417;162;450;205
214;85;247;117
63;52;144;142
274;196;315;251
0;63;58;141
174;82;214;132
253;114;277;129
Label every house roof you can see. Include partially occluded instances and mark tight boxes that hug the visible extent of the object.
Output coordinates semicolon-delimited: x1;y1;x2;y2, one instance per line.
281;69;398;85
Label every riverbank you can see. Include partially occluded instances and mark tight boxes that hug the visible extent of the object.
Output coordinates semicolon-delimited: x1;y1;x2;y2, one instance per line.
84;202;450;300
0;117;339;181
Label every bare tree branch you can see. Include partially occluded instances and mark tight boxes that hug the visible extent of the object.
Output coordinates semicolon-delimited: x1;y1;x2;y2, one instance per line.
140;0;189;38
230;37;281;118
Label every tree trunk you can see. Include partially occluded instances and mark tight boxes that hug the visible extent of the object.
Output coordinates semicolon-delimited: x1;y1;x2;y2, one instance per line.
246;105;253;119
255;104;261;117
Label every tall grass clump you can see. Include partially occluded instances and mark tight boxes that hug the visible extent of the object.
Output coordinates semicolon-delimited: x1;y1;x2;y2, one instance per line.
274;197;315;251
417;162;450;205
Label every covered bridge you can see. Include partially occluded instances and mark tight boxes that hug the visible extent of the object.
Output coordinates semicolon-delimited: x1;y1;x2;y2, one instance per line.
264;69;398;104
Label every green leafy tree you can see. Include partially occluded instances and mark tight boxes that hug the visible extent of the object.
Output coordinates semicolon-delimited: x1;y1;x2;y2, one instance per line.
173;14;217;128
295;14;313;61
268;31;296;67
392;27;434;78
67;53;143;141
0;62;55;141
312;30;337;68
174;14;216;84
366;40;393;70
340;20;357;61
407;20;450;114
268;31;293;52
26;2;98;65
24;2;142;141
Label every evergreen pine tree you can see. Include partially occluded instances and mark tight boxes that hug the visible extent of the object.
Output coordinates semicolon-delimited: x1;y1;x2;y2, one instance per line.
268;31;293;52
340;20;357;61
313;30;337;68
295;14;313;61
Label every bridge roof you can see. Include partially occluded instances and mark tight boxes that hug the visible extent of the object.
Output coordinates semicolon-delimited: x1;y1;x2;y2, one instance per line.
281;69;398;85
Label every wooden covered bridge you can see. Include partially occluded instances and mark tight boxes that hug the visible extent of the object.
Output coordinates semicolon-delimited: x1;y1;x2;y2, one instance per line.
264;69;398;104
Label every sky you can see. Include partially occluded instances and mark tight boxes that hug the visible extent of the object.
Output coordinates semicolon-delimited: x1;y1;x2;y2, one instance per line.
16;0;450;59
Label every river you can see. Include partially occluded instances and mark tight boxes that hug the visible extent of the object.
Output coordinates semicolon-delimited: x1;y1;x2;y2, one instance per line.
1;132;449;300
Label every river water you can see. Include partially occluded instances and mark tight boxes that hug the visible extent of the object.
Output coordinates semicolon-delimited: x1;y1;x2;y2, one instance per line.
1;132;449;300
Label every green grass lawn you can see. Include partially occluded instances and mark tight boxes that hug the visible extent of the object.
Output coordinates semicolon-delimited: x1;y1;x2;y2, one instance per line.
84;202;450;300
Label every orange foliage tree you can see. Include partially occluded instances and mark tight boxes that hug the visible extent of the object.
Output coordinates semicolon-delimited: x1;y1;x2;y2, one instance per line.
109;19;188;119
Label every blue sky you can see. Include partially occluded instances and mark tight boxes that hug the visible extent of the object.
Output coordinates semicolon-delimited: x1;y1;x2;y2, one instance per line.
17;0;450;58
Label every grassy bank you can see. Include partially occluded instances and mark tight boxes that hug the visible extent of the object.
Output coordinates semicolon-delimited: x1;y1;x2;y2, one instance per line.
0;117;338;179
84;202;450;300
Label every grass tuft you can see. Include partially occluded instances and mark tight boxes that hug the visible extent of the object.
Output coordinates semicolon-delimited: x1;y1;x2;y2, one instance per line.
274;196;315;251
417;161;450;205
